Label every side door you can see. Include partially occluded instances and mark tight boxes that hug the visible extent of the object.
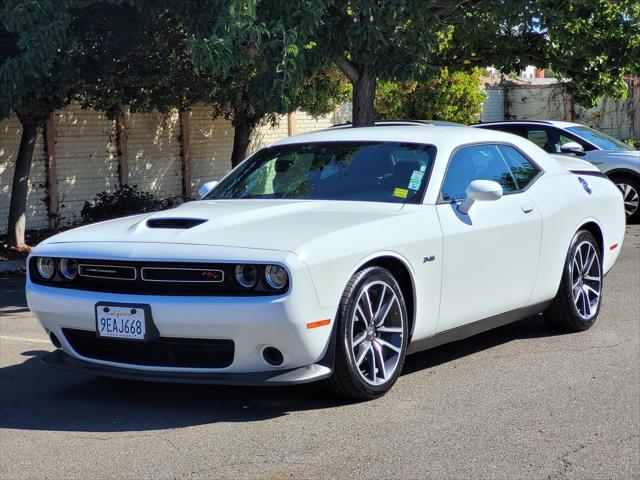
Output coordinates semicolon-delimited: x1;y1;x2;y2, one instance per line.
435;143;543;332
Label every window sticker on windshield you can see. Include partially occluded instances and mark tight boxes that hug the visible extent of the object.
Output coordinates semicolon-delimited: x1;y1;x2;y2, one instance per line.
419;165;426;172
393;188;408;199
408;170;424;190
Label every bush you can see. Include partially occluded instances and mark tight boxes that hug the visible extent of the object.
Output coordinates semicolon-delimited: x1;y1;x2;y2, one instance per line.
376;68;487;124
623;137;640;149
81;185;179;223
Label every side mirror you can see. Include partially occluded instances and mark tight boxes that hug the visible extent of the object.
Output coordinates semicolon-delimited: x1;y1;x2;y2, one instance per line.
458;180;503;214
560;141;586;156
197;180;218;199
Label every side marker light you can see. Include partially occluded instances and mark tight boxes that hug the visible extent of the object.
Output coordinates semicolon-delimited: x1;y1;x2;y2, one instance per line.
307;319;331;329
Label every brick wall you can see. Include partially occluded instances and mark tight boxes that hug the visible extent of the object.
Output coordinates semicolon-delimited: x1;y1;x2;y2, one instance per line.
486;82;637;140
188;107;234;191
55;104;119;226
127;110;182;199
0;105;336;234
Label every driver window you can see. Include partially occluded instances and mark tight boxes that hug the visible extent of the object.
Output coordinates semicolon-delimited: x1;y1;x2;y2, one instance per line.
441;145;517;201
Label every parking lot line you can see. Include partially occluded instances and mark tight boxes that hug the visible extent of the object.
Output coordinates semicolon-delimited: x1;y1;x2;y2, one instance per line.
0;335;50;344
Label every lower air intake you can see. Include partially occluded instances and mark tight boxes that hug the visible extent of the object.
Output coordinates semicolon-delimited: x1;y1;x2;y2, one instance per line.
63;328;234;368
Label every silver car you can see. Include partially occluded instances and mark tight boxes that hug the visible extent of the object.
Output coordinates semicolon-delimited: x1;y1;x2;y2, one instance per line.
474;120;640;222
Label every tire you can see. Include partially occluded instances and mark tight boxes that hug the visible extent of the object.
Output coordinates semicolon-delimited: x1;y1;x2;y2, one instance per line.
610;174;640;223
545;230;603;332
327;266;409;400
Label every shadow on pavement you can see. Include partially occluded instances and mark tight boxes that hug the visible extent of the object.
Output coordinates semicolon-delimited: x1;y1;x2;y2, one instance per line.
0;314;560;433
403;313;560;375
0;273;27;314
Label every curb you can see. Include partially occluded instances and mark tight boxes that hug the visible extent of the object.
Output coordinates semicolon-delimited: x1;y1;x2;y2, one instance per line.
0;259;26;274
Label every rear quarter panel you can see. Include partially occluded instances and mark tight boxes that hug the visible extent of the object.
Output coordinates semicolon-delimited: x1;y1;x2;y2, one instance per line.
526;171;625;304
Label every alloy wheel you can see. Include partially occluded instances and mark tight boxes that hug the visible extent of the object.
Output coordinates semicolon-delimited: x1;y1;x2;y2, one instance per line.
570;240;602;320
616;182;639;217
348;280;404;386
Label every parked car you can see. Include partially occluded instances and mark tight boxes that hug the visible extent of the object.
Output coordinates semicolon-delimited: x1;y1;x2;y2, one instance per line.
473;120;640;221
27;123;625;400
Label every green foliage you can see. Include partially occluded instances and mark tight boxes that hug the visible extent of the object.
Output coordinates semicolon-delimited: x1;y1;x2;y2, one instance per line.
623;138;640;149
210;0;639;122
143;1;347;128
294;66;351;118
0;0;74;120
80;185;179;223
531;0;640;106
376;69;486;124
74;5;216;119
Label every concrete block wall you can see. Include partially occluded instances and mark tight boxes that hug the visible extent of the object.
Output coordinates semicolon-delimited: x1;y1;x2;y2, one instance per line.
487;82;637;140
573;96;635;140
249;115;289;155
189;106;234;190
0;104;336;234
506;85;566;120
127;110;182;199
55;104;119;226
0;116;48;232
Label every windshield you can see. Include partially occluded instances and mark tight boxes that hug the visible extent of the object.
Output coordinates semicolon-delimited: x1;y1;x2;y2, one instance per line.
206;141;436;204
566;126;632;151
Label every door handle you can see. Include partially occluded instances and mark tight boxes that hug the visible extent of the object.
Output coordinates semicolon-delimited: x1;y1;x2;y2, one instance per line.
521;204;534;214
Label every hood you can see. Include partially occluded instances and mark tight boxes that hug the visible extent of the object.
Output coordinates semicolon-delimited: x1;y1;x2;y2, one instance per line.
597;149;640;158
43;200;404;252
588;149;640;172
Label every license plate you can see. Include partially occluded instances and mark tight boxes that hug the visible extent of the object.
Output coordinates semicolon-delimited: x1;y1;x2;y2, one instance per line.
96;304;147;340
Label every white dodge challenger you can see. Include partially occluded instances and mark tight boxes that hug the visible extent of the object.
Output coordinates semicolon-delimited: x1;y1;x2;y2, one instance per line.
27;124;625;400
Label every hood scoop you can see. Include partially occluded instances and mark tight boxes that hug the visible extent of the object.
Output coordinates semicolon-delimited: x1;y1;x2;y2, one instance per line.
146;218;208;229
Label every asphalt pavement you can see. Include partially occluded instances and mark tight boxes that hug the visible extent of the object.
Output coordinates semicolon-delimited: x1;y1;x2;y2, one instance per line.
1;226;639;479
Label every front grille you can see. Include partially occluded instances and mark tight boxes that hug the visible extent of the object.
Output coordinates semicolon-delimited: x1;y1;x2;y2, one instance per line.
140;267;224;283
31;259;276;296
63;328;234;368
79;264;137;280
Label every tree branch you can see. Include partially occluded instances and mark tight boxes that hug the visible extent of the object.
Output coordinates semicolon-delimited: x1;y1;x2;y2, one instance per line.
335;57;360;83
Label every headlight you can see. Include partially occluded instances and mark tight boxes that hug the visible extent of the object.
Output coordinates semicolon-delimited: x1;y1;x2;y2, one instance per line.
59;258;78;280
36;257;56;280
234;264;258;288
264;265;288;290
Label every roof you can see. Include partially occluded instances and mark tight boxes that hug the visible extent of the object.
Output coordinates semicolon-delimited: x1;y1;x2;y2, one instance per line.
271;125;519;149
473;120;582;128
329;120;464;129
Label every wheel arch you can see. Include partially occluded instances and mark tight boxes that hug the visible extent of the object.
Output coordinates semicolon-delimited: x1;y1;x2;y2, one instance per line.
605;168;640;182
355;253;417;339
577;220;604;255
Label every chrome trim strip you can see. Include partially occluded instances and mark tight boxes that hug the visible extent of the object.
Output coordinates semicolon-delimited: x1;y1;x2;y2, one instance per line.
140;267;225;283
78;264;137;281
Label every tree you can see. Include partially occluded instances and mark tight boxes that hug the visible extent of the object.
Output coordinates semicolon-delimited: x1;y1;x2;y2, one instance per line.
1;0;83;248
150;0;349;166
74;4;216;119
1;1;219;247
376;68;486;124
263;0;639;126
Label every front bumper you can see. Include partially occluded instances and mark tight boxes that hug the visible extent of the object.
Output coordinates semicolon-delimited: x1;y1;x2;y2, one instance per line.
27;262;337;381
42;349;333;385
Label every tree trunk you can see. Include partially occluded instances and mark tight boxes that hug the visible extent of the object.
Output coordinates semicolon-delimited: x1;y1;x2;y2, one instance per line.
230;114;254;168
352;66;376;127
7;121;38;248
